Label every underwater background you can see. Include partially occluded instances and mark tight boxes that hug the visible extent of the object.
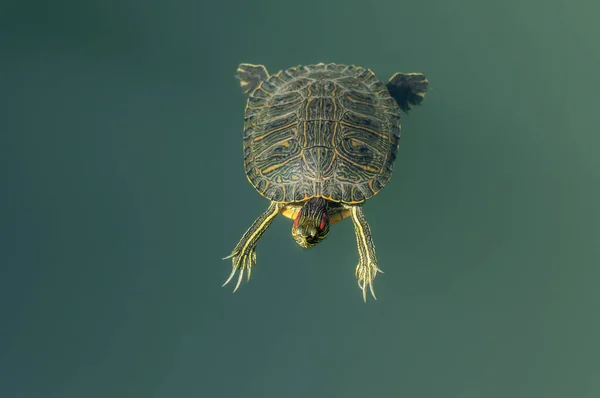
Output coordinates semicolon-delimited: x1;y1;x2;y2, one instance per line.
2;0;599;397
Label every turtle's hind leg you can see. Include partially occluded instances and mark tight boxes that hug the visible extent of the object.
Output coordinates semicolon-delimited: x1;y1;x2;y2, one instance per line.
223;201;280;292
387;72;428;112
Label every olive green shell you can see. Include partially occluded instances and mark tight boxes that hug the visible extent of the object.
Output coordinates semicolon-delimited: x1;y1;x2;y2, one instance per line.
243;63;401;204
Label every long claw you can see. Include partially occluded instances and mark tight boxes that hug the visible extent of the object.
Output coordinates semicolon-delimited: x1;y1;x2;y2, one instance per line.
369;281;377;300
362;281;367;302
233;267;244;293
356;262;380;302
222;265;237;287
222;253;234;260
222;248;257;292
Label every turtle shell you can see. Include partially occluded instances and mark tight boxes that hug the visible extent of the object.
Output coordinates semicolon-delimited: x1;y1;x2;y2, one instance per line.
243;63;402;204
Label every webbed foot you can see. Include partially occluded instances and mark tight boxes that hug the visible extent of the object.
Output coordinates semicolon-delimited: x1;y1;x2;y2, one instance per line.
387;72;428;112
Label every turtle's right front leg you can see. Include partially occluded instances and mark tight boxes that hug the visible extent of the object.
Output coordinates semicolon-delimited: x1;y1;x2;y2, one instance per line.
347;205;383;301
223;201;280;292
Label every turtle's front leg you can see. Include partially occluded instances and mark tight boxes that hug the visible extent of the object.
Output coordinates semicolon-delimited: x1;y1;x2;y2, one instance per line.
223;201;280;292
347;205;383;301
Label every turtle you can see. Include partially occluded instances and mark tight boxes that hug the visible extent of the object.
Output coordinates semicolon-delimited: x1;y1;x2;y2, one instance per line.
224;62;428;301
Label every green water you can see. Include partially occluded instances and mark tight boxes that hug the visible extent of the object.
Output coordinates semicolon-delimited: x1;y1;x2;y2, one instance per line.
2;0;599;397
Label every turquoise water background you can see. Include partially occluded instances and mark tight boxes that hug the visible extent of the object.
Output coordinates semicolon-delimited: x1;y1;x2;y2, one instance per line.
2;0;599;397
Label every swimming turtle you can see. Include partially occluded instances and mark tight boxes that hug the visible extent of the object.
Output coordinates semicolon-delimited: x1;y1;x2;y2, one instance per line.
224;62;428;301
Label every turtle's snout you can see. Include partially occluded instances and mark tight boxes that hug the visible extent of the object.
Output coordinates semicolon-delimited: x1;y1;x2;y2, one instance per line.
292;225;326;248
304;228;320;246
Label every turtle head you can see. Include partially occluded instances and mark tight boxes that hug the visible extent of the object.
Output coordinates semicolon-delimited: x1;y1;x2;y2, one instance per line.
292;198;330;248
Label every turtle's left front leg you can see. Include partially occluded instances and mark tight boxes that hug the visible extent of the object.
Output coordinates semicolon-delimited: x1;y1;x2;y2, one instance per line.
223;201;281;292
347;205;383;301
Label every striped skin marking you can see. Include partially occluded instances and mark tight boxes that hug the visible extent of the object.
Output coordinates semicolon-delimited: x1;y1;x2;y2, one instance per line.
239;204;278;262
351;207;372;266
349;206;381;301
223;201;280;292
293;209;302;228
319;213;327;230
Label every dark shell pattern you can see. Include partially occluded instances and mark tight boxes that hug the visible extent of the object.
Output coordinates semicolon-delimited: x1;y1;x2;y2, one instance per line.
243;63;402;204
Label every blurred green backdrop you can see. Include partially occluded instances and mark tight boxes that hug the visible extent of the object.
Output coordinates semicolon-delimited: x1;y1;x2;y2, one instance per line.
2;0;599;397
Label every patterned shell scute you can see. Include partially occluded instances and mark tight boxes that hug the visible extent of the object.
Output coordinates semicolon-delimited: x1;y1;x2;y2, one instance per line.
243;63;402;204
